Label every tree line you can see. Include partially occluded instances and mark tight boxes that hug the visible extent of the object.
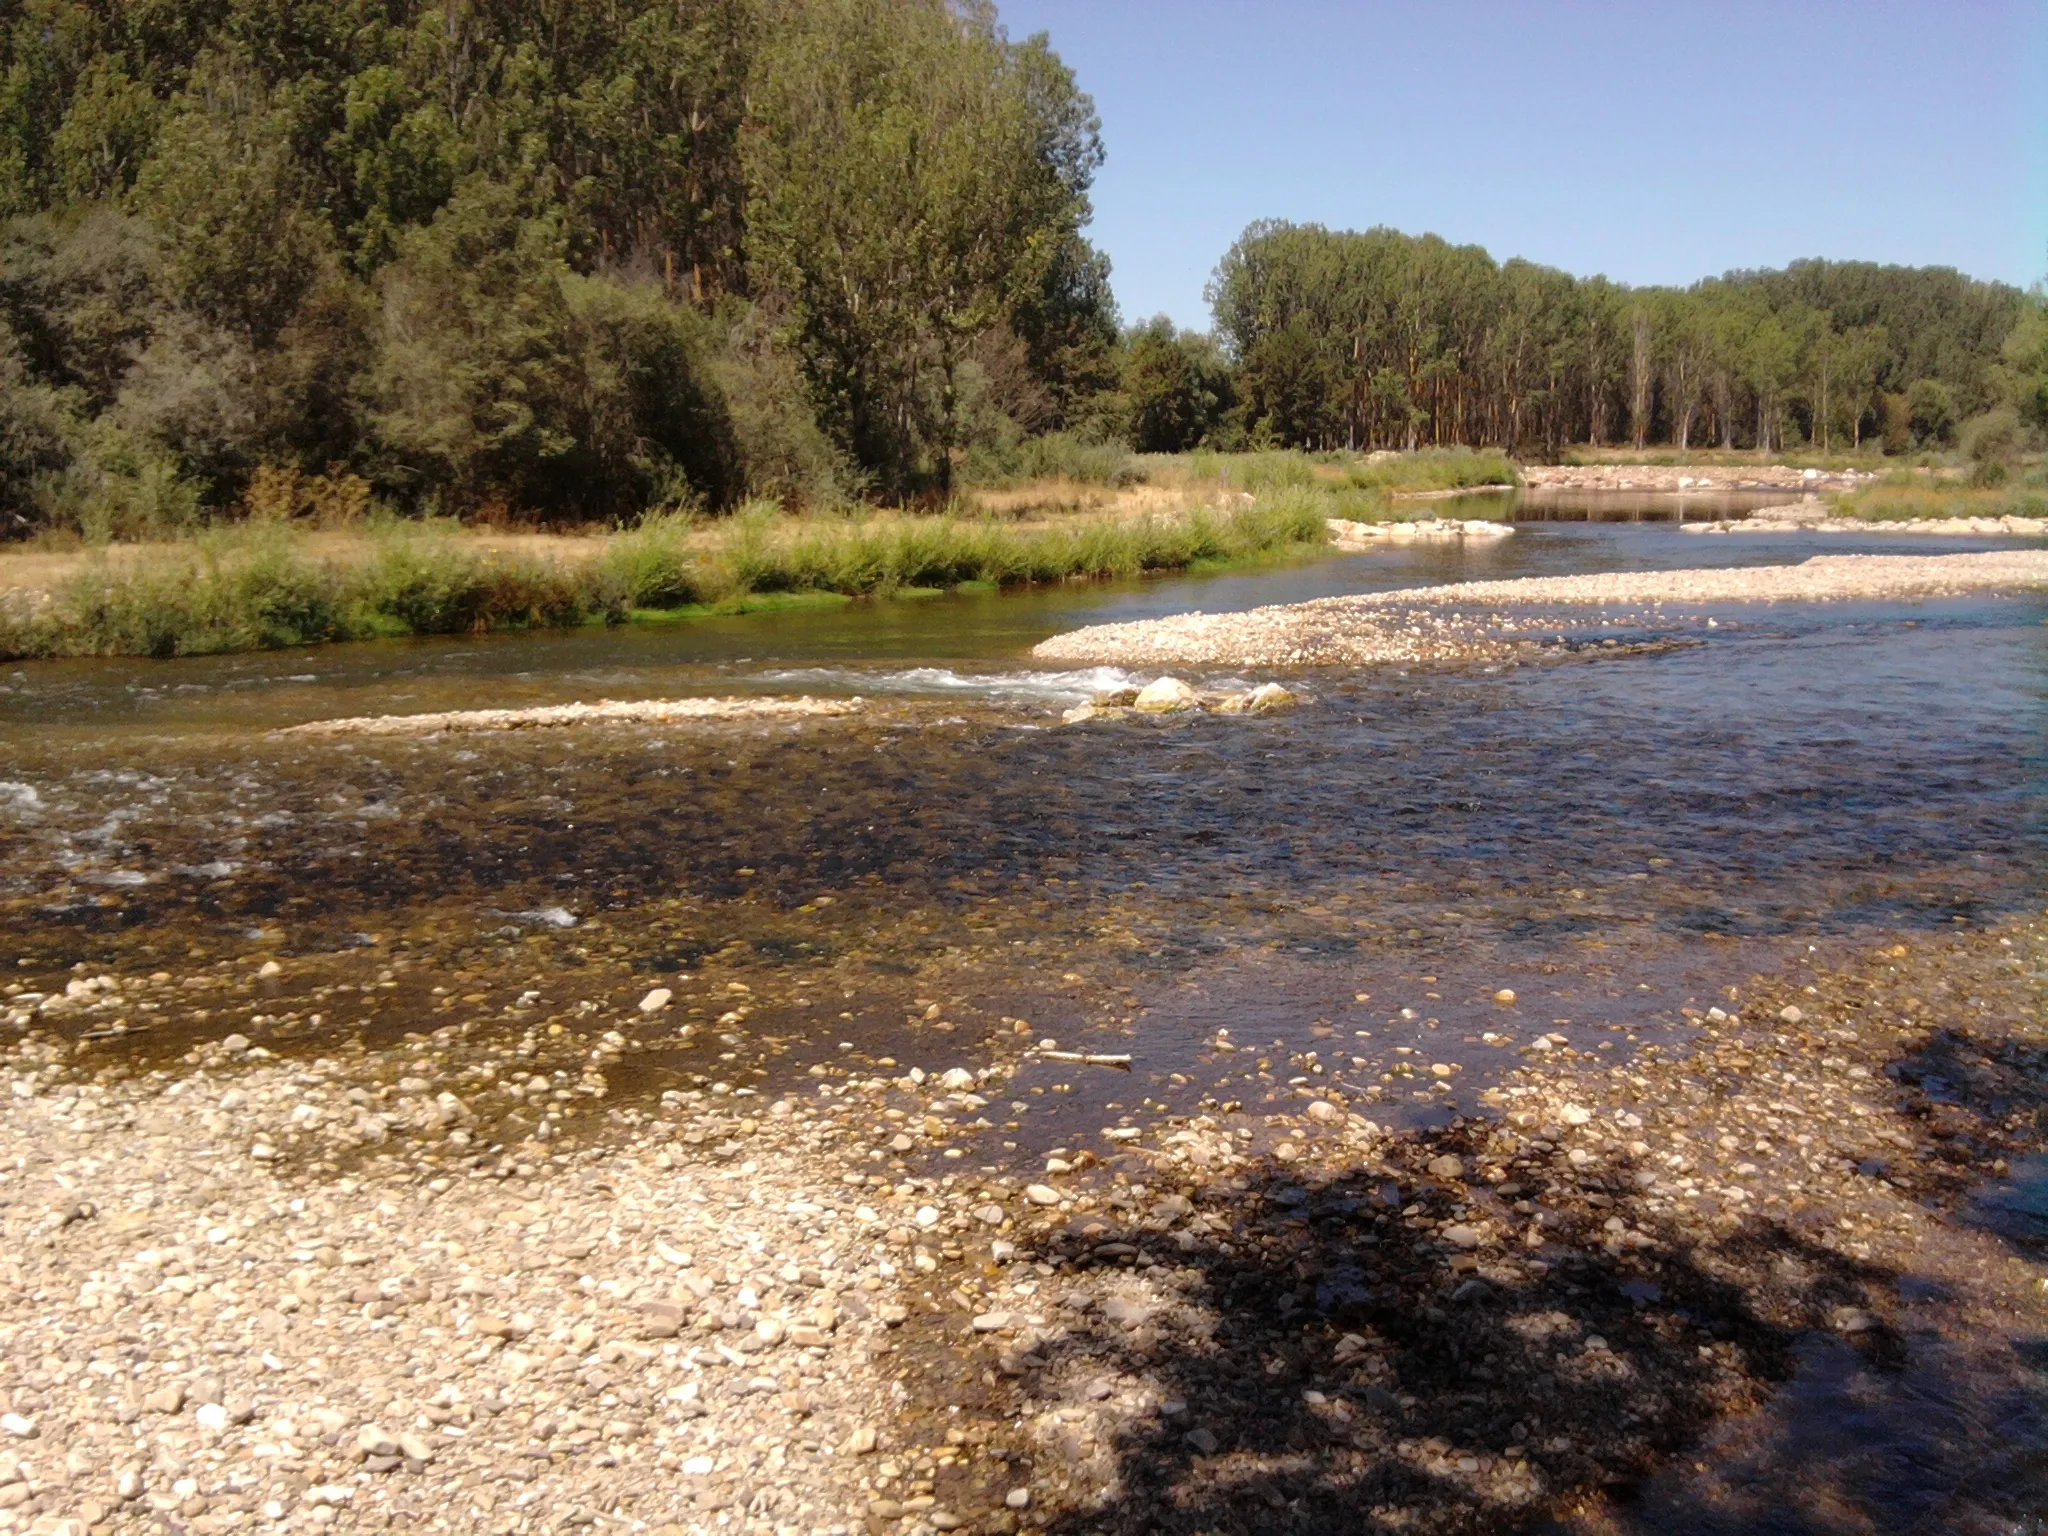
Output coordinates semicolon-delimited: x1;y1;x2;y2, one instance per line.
1194;220;2040;459
0;0;1116;533
3;0;2042;539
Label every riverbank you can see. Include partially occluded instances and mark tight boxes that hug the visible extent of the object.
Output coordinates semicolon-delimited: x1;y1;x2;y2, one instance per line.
0;911;2037;1534
1031;550;2048;669
1522;465;1878;493
0;499;1329;663
1684;498;2048;537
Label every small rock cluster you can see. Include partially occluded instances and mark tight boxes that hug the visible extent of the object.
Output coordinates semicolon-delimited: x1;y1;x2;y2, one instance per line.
1059;679;1298;725
1685;498;2048;538
1520;465;1876;492
1326;518;1514;547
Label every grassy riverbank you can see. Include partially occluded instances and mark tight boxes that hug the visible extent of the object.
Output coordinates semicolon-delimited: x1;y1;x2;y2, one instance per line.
1823;475;2048;521
0;496;1329;660
961;439;1517;498
0;446;1535;661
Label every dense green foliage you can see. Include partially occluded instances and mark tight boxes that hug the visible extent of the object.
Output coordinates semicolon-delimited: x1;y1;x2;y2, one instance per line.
1116;317;1236;452
3;0;2041;542
0;0;1113;533
1209;221;2033;456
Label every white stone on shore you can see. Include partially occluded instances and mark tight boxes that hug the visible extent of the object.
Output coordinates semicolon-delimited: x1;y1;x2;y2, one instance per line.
638;987;672;1013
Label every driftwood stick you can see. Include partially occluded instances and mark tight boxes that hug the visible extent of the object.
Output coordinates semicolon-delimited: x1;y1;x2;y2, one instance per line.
1035;1050;1132;1069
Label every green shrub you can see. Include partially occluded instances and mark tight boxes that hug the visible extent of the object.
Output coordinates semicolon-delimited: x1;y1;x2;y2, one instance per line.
604;510;715;608
1961;408;2023;487
959;432;1135;489
711;304;863;508
1344;446;1517;493
1825;480;2048;521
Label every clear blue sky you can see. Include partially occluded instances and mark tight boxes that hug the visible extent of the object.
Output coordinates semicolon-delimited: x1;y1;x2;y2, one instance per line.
999;0;2048;331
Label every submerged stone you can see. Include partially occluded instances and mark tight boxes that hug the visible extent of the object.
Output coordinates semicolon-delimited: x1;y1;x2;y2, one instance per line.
1214;681;1300;715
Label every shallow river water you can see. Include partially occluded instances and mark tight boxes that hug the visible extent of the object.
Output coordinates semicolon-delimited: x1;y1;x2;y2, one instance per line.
2;500;2045;1531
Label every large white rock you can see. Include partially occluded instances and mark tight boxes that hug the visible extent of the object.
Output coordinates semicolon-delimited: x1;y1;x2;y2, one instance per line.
1132;677;1199;713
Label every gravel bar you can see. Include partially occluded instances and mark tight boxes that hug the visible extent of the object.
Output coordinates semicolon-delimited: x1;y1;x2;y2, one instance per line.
284;698;862;738
1683;501;2048;537
1032;551;2048;669
1520;464;1876;492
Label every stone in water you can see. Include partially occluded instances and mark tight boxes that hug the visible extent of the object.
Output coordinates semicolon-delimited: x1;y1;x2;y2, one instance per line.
1132;677;1198;713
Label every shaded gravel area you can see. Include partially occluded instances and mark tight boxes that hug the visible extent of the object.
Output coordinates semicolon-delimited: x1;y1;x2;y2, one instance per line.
1;917;2042;1535
1031;551;2048;668
885;920;2048;1536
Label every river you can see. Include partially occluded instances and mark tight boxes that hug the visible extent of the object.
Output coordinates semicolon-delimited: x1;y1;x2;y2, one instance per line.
1;497;2044;1532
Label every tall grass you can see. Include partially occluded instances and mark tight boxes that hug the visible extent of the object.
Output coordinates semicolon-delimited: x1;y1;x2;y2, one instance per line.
1151;445;1517;497
0;497;1329;661
1343;446;1517;493
0;522;624;659
1173;448;1324;492
958;433;1137;489
616;496;1328;605
1823;475;2048;522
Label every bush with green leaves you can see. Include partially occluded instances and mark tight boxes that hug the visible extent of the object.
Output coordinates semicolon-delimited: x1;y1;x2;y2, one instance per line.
0;0;1117;532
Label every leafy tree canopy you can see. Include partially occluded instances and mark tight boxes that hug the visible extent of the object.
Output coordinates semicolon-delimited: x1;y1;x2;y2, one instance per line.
0;0;1116;530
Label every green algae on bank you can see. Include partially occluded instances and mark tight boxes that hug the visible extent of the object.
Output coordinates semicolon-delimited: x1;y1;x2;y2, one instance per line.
627;589;857;624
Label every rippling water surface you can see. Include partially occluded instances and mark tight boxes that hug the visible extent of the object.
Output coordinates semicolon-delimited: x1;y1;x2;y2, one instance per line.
1;514;2042;1068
